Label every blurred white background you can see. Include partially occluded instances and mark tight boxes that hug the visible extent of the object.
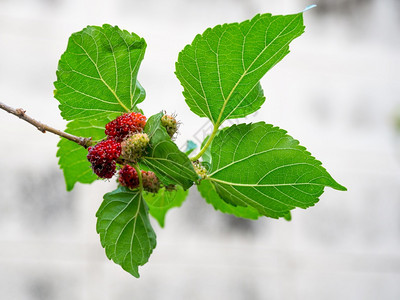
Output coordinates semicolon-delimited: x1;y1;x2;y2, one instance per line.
0;0;399;299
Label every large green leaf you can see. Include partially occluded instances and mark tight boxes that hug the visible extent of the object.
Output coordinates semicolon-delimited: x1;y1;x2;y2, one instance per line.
142;113;198;189
198;180;260;220
54;24;146;121
56;117;117;191
207;123;346;219
176;13;304;126
96;187;156;278
143;186;189;227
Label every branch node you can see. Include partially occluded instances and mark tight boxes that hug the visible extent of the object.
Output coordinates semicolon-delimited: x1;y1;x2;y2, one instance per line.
82;137;93;149
16;108;26;116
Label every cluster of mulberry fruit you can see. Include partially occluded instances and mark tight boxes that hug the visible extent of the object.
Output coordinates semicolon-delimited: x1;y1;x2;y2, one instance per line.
87;112;147;179
86;112;176;193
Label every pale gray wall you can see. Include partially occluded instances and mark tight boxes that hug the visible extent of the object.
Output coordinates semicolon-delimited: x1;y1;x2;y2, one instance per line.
0;0;399;299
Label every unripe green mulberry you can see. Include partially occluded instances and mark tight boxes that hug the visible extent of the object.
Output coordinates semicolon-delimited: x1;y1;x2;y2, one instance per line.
161;114;179;138
121;133;149;162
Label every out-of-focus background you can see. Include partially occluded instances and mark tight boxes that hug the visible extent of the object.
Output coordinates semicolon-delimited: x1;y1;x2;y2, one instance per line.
0;0;399;299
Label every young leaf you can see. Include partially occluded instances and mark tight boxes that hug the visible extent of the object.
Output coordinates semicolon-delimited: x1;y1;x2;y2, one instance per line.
54;24;146;121
57;117;117;190
176;13;304;126
143;186;189;227
96;187;156;278
198;180;260;220
142;113;198;189
207;123;346;219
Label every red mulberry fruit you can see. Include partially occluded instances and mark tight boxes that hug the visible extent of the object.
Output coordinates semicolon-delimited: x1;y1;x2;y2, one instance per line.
87;139;121;178
105;112;147;142
118;165;140;189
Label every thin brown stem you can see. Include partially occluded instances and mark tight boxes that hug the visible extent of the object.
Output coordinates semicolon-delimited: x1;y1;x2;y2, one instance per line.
0;101;92;148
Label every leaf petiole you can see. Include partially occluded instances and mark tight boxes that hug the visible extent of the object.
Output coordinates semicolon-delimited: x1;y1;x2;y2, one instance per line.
190;123;219;161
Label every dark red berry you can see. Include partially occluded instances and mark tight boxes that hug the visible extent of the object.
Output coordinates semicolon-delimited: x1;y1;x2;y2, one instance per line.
105;112;147;142
118;165;139;189
87;139;121;178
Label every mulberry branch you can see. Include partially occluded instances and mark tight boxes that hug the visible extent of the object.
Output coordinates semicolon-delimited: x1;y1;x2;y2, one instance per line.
0;101;92;148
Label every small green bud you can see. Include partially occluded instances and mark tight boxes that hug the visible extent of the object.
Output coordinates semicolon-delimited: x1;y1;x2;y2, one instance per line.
161;114;179;138
192;161;207;179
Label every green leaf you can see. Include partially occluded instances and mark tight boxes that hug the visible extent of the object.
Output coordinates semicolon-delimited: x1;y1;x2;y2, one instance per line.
143;186;189;227
54;24;147;189
96;186;156;278
56;117;117;190
207;123;346;219
54;24;146;121
142;113;198;189
176;13;304;126
198;180;260;220
283;211;292;221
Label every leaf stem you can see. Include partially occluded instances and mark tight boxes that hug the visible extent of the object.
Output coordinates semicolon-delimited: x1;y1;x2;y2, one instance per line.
102;79;130;113
133;164;143;192
0;101;93;148
190;123;219;161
